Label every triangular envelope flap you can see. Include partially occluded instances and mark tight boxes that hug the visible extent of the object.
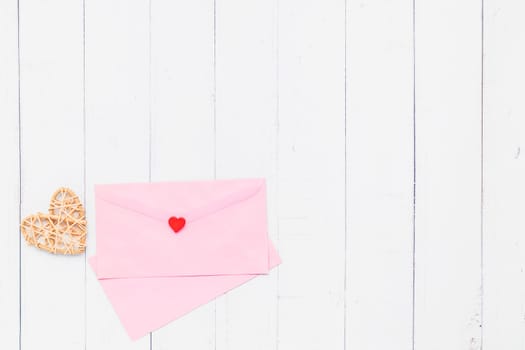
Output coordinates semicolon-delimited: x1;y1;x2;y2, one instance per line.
95;178;265;222
94;178;269;279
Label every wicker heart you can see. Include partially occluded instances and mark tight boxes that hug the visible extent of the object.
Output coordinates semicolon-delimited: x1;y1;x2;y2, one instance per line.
20;188;86;255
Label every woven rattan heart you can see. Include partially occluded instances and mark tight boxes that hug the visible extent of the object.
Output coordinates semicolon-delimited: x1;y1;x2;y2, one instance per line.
20;188;86;255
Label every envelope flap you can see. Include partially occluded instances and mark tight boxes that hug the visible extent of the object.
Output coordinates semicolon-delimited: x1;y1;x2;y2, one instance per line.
95;178;265;223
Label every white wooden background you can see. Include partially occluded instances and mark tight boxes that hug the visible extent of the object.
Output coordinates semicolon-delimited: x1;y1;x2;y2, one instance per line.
1;0;524;349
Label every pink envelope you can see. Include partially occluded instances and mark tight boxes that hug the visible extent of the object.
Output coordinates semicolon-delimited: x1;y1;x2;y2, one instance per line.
90;179;281;340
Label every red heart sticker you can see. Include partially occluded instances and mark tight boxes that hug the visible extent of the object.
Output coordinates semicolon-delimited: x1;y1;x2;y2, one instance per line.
168;216;186;233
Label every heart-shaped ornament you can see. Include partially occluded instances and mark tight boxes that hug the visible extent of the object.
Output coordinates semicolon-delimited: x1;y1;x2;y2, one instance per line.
20;188;86;255
168;216;186;233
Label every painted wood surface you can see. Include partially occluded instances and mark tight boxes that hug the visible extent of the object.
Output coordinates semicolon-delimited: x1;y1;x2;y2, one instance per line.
18;0;85;349
414;1;482;349
483;1;525;349
0;0;20;348
0;0;522;349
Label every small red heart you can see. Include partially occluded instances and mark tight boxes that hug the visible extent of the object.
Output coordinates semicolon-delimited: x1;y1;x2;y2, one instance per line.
168;216;186;233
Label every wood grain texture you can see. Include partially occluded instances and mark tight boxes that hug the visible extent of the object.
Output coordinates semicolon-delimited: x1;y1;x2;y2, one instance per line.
277;0;346;349
0;0;20;348
84;0;150;348
149;0;216;349
214;0;279;349
483;1;525;348
345;0;414;349
3;1;525;349
18;0;85;348
414;0;483;349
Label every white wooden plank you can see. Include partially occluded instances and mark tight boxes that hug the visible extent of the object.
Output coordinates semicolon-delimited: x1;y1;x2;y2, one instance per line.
84;0;150;348
277;1;345;349
414;1;483;349
345;0;414;348
149;0;216;348
214;0;279;349
18;0;85;349
0;0;20;348
483;1;525;348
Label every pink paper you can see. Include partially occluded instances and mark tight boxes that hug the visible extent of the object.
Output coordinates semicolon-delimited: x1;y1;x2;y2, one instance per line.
90;179;280;339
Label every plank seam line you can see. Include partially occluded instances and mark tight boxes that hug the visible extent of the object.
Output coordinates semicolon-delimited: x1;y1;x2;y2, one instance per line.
480;0;485;348
275;1;281;349
213;1;218;349
82;0;87;348
343;0;348;348
17;0;22;348
148;0;153;349
411;0;417;349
